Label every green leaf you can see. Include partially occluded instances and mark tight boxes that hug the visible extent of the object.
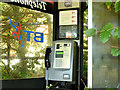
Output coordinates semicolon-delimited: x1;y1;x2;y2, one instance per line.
101;23;113;32
111;48;120;56
84;85;89;90
100;23;113;43
50;84;52;87
85;85;87;88
100;31;111;43
85;28;96;36
46;86;49;89
105;2;112;6
114;27;120;39
115;0;120;12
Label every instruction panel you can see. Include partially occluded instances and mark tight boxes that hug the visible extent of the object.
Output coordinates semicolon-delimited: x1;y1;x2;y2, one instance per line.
59;10;77;25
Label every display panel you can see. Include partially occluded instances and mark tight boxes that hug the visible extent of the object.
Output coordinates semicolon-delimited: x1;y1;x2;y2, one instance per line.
53;42;71;69
56;51;64;58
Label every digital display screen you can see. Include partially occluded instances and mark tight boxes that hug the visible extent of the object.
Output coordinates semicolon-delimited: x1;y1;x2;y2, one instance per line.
56;51;63;58
56;52;63;54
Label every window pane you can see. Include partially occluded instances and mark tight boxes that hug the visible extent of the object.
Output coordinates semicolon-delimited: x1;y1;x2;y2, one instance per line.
1;2;53;79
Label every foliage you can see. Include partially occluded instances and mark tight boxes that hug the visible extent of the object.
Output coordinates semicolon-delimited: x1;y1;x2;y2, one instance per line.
46;84;52;90
85;23;120;56
84;87;113;90
100;23;113;44
111;48;120;56
115;0;120;12
83;9;88;83
85;1;120;56
85;28;96;36
105;0;120;12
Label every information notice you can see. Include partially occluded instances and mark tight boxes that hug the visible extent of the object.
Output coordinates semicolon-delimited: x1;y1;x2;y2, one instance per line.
59;10;77;25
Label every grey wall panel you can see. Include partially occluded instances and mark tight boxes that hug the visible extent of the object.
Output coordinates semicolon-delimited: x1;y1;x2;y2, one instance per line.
92;2;119;88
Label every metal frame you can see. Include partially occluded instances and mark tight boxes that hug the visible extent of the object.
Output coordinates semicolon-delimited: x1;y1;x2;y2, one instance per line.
88;0;93;88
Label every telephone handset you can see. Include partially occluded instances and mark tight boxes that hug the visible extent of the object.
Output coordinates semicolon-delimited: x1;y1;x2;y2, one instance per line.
45;47;52;89
45;47;51;69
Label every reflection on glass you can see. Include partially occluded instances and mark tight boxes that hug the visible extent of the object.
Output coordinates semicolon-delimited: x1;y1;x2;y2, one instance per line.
59;25;77;38
1;2;53;79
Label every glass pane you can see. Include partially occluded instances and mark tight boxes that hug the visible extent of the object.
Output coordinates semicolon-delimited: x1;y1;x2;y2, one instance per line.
92;2;119;88
1;2;53;79
59;25;77;38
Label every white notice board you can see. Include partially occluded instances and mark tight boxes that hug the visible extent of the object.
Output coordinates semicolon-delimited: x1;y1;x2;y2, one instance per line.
59;10;77;25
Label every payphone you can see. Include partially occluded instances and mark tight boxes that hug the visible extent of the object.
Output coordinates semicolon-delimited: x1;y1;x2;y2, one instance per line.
45;40;77;84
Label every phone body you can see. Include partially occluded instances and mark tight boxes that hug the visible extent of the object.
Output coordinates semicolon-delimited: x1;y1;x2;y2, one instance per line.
45;40;77;82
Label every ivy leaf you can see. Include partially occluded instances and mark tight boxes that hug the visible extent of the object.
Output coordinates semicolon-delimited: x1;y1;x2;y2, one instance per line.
111;48;120;56
100;23;113;43
115;0;120;12
85;28;96;36
114;27;120;39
